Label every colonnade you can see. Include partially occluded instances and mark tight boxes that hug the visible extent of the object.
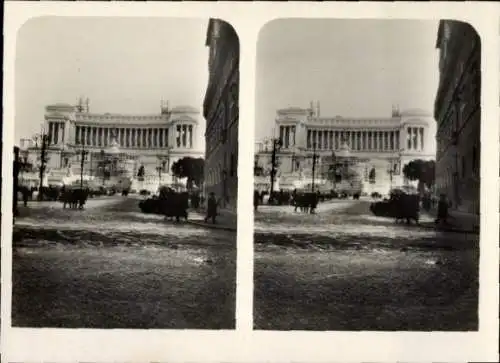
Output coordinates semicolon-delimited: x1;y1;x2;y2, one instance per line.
306;129;401;152
406;127;425;151
70;124;194;149
279;125;296;149
48;121;65;145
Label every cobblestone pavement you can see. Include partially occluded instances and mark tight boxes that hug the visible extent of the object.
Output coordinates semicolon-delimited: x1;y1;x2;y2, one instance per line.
254;200;479;331
12;196;236;329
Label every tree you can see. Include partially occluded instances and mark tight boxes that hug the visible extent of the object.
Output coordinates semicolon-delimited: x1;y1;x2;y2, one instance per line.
402;159;436;191
171;157;205;190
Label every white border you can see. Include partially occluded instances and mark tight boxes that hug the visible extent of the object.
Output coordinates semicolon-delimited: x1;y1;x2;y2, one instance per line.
2;2;499;362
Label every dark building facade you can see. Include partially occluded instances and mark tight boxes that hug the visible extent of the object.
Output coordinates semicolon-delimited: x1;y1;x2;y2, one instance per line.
203;19;239;211
434;20;481;215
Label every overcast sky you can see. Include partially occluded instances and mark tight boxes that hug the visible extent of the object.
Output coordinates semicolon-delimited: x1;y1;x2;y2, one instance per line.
15;16;209;145
255;19;440;141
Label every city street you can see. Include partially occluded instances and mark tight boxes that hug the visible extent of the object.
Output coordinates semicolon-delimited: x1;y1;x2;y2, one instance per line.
12;195;236;329
254;199;479;331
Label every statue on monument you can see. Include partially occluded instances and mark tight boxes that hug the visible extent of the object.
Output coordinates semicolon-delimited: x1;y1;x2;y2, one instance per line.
110;128;120;146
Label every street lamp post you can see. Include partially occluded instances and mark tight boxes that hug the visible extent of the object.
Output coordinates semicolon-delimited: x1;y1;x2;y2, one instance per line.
80;148;88;189
311;142;318;193
269;138;282;203
35;133;49;201
387;161;394;192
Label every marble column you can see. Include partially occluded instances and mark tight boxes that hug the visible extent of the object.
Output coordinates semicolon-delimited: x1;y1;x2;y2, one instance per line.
420;128;424;151
189;125;193;148
52;123;57;144
80;127;84;145
412;128;417;150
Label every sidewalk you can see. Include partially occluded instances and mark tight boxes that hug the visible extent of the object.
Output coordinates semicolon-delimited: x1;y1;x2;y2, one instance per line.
420;208;480;235
257;199;358;215
188;208;237;232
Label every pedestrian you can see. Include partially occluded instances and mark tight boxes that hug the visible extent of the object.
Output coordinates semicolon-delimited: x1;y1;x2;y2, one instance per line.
435;194;449;225
254;190;260;212
22;187;29;207
204;192;218;224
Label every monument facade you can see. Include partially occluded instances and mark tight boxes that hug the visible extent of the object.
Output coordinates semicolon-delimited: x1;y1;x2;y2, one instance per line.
255;103;437;195
19;99;203;191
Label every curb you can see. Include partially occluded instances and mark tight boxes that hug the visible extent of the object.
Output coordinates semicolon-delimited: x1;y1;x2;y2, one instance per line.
186;220;237;232
417;222;479;235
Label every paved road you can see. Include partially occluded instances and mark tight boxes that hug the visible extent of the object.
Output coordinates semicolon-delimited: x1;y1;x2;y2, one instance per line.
12;196;236;329
254;200;478;331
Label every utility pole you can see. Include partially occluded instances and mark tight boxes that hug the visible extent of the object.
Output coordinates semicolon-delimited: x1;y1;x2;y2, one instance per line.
311;142;317;193
37;134;49;201
269;138;282;203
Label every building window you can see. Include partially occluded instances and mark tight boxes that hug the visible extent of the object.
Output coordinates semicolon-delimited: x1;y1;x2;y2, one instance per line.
407;128;412;150
472;145;479;176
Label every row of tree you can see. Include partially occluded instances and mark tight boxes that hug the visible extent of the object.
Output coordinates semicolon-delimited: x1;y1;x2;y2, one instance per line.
137;156;205;190
254;157;436;190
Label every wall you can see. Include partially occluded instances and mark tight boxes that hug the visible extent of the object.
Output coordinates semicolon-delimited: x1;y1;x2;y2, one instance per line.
203;19;239;211
434;20;480;215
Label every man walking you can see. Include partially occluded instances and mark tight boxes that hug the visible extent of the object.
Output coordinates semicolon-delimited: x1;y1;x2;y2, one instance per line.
254;190;260;212
205;192;218;224
435;194;450;225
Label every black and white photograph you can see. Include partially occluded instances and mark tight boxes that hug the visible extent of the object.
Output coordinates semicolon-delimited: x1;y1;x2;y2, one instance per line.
253;19;480;331
11;17;239;329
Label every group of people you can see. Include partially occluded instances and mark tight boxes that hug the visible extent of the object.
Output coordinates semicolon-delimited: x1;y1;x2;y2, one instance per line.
253;189;321;214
